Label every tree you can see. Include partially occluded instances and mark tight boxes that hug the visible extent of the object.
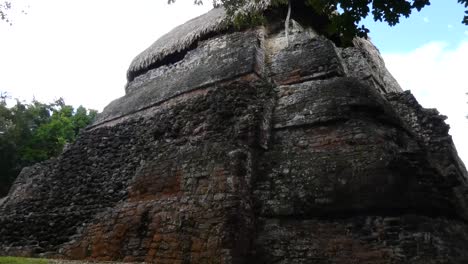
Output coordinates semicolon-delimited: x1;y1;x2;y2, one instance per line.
208;0;468;44
0;96;98;197
0;1;11;25
0;1;28;25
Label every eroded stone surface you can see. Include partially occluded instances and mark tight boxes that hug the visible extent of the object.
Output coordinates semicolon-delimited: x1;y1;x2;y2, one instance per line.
255;78;457;219
254;216;468;264
97;30;263;125
339;38;402;94
1;10;468;264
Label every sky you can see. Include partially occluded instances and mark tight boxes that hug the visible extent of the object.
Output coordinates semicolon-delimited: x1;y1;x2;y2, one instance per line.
0;1;467;163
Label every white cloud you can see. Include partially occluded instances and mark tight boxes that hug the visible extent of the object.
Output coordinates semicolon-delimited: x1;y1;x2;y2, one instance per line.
2;1;468;166
423;17;429;23
0;0;212;111
383;41;468;164
448;24;453;29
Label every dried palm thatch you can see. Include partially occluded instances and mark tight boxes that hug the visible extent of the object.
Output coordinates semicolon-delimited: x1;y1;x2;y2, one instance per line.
127;1;273;81
127;7;227;81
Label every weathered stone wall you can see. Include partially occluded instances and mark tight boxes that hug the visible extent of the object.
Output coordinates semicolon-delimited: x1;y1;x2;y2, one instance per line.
254;216;468;264
97;29;264;124
1;12;468;264
62;79;273;263
1;78;273;262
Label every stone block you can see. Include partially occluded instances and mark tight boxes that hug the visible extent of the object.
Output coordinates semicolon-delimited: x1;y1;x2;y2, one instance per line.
266;34;345;85
96;30;263;125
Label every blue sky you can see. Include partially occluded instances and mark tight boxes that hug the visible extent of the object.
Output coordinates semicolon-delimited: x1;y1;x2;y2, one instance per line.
0;0;467;163
364;0;467;52
356;1;468;164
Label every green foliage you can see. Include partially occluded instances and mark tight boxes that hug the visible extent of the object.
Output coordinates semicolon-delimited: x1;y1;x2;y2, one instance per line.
232;10;267;29
0;257;49;264
209;0;467;45
0;1;11;25
0;95;98;197
461;0;468;24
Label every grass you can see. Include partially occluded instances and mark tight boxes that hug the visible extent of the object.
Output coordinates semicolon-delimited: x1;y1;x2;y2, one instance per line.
0;256;49;264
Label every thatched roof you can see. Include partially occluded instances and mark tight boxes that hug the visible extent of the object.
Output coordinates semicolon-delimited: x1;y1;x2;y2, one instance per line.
127;7;228;81
127;1;273;81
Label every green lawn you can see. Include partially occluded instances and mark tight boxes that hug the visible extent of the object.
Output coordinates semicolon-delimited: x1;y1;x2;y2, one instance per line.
0;257;49;264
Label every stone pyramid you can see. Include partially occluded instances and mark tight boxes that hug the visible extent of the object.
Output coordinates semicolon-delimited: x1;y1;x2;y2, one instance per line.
2;7;468;264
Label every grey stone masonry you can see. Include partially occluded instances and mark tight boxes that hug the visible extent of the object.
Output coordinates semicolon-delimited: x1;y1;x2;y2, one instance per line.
1;8;468;264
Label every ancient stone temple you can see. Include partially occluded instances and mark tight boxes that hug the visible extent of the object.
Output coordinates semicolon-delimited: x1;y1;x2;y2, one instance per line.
2;6;468;264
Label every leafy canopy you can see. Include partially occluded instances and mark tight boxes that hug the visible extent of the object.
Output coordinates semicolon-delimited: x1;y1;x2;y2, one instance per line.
0;95;97;197
4;1;467;41
185;0;468;44
0;1;11;25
